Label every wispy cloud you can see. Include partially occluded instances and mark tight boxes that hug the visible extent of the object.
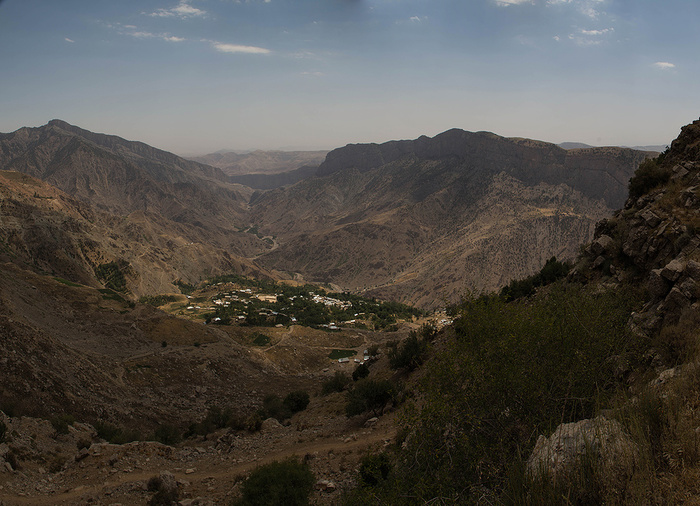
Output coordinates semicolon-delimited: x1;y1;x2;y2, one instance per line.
212;42;271;54
568;26;613;46
301;71;324;77
115;24;186;43
494;0;533;6
64;37;75;43
149;1;206;19
653;61;676;70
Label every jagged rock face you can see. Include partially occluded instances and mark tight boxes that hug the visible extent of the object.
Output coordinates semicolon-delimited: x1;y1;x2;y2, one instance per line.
584;118;700;329
252;130;652;307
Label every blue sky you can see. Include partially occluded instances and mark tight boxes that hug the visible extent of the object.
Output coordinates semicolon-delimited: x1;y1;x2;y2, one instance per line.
1;0;698;154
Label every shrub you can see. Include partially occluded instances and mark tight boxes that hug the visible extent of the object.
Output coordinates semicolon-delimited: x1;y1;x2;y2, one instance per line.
51;414;75;435
390;283;644;501
246;412;263;432
628;157;672;201
235;458;315;506
262;394;292;422
153;423;181;446
283;391;310;414
345;379;393;417
353;362;370;381
359;452;392;486
322;372;351;395
387;332;428;371
94;421;140;444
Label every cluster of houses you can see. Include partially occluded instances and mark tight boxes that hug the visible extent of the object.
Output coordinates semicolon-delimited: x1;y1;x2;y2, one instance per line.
338;349;372;365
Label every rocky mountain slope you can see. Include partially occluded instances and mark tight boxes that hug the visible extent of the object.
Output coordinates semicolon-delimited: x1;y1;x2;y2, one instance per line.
0;121;279;295
0;121;654;307
250;129;654;307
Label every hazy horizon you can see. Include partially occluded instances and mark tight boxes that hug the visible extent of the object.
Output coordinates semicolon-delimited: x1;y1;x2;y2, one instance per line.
1;0;697;155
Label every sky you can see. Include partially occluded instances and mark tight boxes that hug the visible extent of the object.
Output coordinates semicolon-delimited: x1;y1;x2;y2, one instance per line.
1;0;699;155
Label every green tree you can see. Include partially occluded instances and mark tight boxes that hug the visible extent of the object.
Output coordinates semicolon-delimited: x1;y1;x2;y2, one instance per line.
346;379;393;417
235;458;315;506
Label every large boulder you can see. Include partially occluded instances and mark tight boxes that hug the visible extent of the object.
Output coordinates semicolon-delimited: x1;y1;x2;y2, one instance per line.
527;416;638;487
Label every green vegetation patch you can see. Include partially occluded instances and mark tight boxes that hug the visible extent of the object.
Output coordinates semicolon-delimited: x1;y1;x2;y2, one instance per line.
378;282;645;502
95;261;128;292
251;332;271;346
328;349;356;360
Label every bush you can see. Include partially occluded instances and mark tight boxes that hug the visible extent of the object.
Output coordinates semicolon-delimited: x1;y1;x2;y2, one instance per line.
322;372;351;395
389;283;644;501
235;458;315;506
283;391;310;414
186;405;243;437
353;362;370;381
153;423;181;446
500;256;571;301
246;412;263;432
628;157;672;201
345;379;393;417
94;421;140;444
387;332;428;371
262;394;292;422
359;452;392;486
51;414;75;435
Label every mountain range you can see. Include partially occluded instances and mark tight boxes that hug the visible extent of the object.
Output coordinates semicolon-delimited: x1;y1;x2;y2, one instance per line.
0;120;655;307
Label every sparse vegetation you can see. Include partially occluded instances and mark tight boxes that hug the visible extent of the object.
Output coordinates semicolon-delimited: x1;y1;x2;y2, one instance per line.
0;420;6;443
345;378;393;417
50;414;75;435
94;421;141;444
234;458;315;506
153;423;181;446
352;362;370;381
283;391;310;414
174;279;196;295
628;156;672;201
364;282;645;502
499;255;571;301
322;371;351;395
95;261;128;292
251;331;271;346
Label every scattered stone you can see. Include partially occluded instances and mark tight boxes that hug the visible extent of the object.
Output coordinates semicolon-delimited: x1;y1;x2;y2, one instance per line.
591;235;614;256
661;259;685;282
639;210;661;228
364;417;379;428
185;468;195;474
260;418;282;432
315;479;337;492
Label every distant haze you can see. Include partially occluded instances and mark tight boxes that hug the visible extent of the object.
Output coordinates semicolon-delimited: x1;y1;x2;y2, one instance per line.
0;0;696;154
